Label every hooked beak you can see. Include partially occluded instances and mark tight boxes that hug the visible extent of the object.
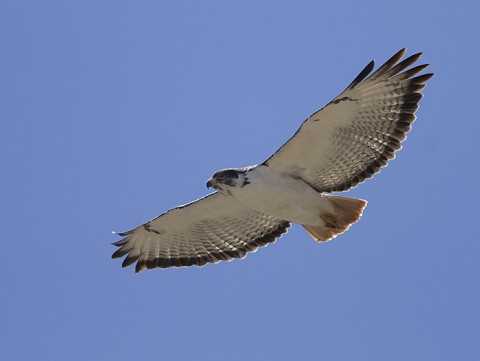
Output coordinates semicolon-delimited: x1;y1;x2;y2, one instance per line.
206;178;215;189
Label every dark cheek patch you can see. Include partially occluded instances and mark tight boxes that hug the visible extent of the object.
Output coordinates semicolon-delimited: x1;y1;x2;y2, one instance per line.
222;170;240;179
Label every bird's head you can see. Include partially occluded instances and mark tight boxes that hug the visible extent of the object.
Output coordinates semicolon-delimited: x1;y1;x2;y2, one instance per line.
206;168;250;193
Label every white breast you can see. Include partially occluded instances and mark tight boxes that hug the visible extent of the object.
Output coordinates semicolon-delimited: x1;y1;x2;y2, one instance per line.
229;166;333;226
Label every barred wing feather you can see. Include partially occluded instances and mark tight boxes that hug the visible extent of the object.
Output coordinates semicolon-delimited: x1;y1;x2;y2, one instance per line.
112;192;290;272
264;48;433;193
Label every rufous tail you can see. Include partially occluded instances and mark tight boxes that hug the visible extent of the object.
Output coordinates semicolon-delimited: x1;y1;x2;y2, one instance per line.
302;196;367;243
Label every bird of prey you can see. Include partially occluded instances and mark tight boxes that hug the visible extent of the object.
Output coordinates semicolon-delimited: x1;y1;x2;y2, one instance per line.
112;48;433;273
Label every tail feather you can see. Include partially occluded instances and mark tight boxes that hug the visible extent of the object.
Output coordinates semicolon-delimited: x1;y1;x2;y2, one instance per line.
302;196;367;243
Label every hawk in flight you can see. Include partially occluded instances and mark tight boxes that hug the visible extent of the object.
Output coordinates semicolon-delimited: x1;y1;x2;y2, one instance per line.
112;48;433;272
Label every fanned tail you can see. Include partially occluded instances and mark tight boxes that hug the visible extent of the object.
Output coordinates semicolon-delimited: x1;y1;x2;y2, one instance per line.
302;196;367;242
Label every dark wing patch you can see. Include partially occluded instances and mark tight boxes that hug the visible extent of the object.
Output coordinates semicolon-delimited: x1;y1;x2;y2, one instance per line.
112;193;290;272
265;48;433;193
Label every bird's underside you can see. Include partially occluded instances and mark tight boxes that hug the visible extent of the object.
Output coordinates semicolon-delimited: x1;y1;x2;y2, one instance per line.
112;48;433;272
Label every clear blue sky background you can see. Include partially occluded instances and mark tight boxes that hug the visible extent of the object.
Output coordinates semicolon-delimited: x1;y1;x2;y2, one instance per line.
1;1;478;360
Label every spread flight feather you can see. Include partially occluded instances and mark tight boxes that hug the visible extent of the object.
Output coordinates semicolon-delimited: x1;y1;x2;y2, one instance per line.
112;48;433;272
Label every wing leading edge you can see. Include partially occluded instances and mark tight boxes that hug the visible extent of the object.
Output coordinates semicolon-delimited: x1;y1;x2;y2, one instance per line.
264;48;433;193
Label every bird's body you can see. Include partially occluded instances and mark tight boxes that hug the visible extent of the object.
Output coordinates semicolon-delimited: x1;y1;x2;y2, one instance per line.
112;48;433;272
214;166;334;226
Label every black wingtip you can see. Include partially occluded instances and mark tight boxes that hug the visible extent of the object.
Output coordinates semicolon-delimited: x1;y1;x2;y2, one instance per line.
393;47;408;60
113;229;133;237
347;60;375;89
111;238;128;246
135;261;146;273
112;246;130;259
416;72;435;82
367;48;408;79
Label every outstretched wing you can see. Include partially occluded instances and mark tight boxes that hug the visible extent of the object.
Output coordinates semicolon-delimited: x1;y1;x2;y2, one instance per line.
264;48;433;192
112;192;290;272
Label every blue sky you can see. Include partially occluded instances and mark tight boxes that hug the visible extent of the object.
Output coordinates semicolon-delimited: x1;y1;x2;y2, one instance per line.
1;1;479;360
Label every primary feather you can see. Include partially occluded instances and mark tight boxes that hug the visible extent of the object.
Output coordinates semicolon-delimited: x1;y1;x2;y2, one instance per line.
112;48;433;272
264;48;433;192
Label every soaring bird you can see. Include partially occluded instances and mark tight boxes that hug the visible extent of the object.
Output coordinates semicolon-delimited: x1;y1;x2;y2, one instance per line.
112;48;433;272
